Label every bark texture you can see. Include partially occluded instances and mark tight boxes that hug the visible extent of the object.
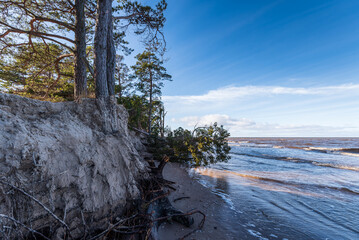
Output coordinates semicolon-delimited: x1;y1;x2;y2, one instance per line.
94;0;110;98
0;93;147;239
94;0;116;99
74;0;87;100
148;71;153;134
106;15;116;96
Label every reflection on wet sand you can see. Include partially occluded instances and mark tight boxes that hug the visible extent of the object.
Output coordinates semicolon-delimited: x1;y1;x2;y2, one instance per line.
195;138;359;239
194;168;345;199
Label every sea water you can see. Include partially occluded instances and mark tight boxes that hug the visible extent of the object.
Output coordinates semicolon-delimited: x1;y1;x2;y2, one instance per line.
190;138;359;240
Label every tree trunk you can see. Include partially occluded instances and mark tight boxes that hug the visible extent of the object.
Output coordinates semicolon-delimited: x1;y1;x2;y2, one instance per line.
118;74;122;100
106;12;115;96
74;0;87;100
148;71;153;134
161;108;166;138
94;0;110;98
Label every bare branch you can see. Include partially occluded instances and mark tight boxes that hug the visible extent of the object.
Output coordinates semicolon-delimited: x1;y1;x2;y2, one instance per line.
0;29;11;38
67;0;75;8
0;20;75;44
0;178;71;232
33;16;75;31
45;53;74;97
83;57;94;77
40;36;74;51
88;213;138;240
113;12;142;20
0;214;51;240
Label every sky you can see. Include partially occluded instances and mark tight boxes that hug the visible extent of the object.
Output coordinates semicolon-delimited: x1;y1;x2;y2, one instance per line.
138;0;359;137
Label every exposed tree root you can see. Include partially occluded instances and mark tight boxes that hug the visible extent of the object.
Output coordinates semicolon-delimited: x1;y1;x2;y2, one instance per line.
87;155;206;240
0;154;205;240
173;197;190;203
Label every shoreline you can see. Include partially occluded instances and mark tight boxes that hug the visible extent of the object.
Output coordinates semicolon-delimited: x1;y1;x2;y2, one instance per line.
158;162;248;240
157;162;320;240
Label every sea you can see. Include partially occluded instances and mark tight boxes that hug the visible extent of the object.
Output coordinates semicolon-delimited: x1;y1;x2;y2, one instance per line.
189;138;359;240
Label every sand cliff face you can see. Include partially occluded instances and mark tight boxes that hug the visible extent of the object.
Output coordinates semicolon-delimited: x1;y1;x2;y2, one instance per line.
0;93;147;238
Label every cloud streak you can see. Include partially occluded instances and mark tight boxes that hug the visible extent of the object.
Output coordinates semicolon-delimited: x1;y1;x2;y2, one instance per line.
172;114;359;137
163;84;359;103
164;83;359;136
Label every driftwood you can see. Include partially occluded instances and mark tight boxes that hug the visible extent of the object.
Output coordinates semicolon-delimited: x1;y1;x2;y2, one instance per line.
173;197;190;203
86;155;206;240
0;178;73;239
0;178;70;233
0;214;50;240
143;155;194;239
0;156;204;240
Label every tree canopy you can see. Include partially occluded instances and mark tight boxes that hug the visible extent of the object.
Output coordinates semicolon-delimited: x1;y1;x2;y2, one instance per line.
166;123;231;166
0;0;168;100
131;50;171;134
0;43;74;101
0;0;231;167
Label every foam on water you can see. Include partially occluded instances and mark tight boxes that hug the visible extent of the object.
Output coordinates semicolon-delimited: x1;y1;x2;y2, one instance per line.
188;168;240;213
195;137;359;240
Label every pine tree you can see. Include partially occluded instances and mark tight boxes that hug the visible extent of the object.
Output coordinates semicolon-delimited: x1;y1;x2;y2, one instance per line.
0;0;88;99
0;43;74;101
131;50;171;134
0;0;168;101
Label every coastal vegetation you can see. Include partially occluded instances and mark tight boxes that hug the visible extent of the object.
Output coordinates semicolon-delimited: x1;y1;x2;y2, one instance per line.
0;0;230;239
0;0;231;167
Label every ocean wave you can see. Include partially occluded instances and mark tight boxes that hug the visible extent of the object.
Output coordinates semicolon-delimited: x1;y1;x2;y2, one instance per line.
231;152;303;161
302;147;359;157
237;172;359;196
273;145;284;149
312;162;359;172
231;142;359;157
231;152;359;172
230;143;274;148
190;171;239;213
196;168;359;196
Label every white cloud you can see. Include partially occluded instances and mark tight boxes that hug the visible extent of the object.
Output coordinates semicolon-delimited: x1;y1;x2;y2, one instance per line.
164;83;359;136
177;114;255;128
172;114;359;137
163;83;359;103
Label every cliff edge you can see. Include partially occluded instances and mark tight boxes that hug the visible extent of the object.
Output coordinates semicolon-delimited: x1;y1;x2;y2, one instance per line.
0;93;147;239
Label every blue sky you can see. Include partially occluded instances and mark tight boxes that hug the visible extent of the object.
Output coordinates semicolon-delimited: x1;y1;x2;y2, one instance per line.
136;0;359;137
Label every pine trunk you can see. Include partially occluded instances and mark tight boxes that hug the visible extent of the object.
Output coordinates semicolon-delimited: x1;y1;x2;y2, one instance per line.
94;0;110;98
148;71;153;134
107;14;115;96
74;0;87;100
161;108;166;138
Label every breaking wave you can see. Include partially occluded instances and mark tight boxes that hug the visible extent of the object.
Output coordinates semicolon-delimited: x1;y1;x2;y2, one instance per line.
231;152;359;172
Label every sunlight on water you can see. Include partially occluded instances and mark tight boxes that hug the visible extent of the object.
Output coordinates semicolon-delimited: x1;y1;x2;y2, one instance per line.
194;167;343;199
193;138;359;240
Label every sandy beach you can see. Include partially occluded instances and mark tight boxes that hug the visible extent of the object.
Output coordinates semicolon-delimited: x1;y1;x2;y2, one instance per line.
161;139;359;240
158;162;247;240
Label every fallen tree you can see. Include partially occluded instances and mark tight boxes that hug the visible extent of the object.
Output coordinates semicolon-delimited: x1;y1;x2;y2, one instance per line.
89;155;206;240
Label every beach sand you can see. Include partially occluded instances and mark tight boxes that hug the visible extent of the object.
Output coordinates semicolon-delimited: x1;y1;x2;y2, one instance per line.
157;162;247;240
157;163;316;240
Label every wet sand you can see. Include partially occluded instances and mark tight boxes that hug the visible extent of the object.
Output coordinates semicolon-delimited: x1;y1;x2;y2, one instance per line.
158;162;248;240
157;163;319;240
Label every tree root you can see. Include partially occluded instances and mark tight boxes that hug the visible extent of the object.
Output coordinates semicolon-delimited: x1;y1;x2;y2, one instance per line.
173;197;190;203
0;178;73;239
87;155;206;240
0;155;205;240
